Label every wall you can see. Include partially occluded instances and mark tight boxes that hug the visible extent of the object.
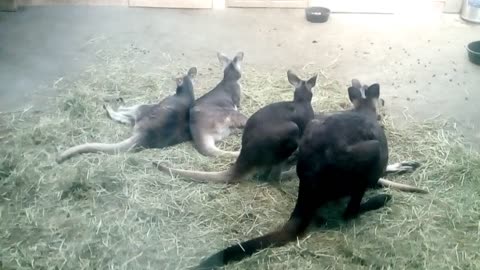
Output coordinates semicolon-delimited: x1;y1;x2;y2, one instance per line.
444;0;463;13
17;0;128;5
13;0;465;13
309;0;463;13
0;0;17;11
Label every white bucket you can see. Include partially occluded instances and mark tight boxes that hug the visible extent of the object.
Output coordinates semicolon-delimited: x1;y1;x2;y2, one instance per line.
461;0;480;23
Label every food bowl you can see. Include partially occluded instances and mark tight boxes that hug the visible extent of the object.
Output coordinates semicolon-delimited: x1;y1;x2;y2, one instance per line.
305;7;331;23
467;40;480;65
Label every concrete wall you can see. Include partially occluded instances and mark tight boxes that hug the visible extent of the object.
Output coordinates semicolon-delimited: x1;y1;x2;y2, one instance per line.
11;0;465;13
0;0;17;11
444;0;463;13
17;0;128;5
309;0;464;13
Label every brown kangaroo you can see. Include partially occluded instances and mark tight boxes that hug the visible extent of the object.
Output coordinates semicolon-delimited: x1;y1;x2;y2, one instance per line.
189;52;248;158
194;80;428;269
56;67;197;163
154;70;317;183
284;99;424;193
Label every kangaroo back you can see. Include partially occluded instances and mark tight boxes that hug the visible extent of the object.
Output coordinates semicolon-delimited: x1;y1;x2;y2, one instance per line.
135;67;197;149
188;52;247;157
193;52;243;108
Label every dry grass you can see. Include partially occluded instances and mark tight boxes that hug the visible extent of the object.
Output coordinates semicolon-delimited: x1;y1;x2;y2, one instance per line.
1;46;480;270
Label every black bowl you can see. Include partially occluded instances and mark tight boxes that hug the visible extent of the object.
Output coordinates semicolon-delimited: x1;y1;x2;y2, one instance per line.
305;7;330;23
467;40;480;65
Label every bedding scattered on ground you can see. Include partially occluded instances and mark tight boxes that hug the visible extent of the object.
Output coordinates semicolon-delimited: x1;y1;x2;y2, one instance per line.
1;45;479;270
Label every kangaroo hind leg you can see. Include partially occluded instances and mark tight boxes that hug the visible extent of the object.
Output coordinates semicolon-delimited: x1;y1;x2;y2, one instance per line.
103;104;135;126
194;133;240;158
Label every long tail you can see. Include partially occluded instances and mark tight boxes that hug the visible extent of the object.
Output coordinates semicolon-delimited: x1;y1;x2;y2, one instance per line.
209;149;240;159
57;134;140;164
153;162;239;183
197;183;315;270
378;178;428;194
195;217;310;270
199;145;240;159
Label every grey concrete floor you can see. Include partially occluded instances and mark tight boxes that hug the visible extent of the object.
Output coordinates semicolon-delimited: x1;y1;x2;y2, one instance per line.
1;6;479;144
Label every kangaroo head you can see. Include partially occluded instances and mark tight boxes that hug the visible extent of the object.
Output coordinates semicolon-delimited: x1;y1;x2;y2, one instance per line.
348;79;383;120
287;70;318;103
217;51;244;81
175;67;197;101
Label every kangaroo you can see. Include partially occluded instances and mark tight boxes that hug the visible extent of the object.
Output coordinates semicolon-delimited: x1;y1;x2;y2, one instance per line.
195;80;427;269
154;70;317;184
284;153;423;193
56;67;197;164
283;100;424;193
189;52;248;158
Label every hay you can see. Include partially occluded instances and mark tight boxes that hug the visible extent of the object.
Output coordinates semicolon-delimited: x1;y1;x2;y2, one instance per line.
1;46;480;270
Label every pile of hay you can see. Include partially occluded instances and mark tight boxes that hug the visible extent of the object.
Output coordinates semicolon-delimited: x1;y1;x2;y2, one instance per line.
1;46;479;270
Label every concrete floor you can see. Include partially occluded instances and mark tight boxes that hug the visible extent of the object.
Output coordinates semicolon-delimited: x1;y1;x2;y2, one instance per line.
1;6;479;144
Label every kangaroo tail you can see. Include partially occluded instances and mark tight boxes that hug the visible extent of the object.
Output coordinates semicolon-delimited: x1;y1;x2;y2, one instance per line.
378;178;428;194
57;134;140;164
196;185;316;269
195;216;310;270
153;162;239;183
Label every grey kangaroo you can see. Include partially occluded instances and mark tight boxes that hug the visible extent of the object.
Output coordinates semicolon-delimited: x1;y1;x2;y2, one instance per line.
189;52;248;158
154;70;317;183
56;67;197;163
195;80;428;269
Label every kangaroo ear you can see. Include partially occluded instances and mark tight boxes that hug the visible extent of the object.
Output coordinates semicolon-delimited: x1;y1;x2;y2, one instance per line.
351;79;362;89
232;52;244;72
233;51;244;63
217;52;230;70
366;83;380;99
187;67;197;78
306;74;317;89
348;87;362;103
287;70;301;87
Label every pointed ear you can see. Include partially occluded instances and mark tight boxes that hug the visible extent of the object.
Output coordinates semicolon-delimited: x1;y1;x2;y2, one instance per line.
306;74;317;89
348;87;362;103
217;52;230;69
366;83;380;99
287;70;301;87
233;51;244;63
175;77;184;87
351;79;362;89
187;67;197;78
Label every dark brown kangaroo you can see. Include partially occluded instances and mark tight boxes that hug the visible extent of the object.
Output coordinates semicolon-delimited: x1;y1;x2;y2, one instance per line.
189;52;248;158
56;67;197;163
284;99;425;193
195;80;427;269
154;70;317;183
